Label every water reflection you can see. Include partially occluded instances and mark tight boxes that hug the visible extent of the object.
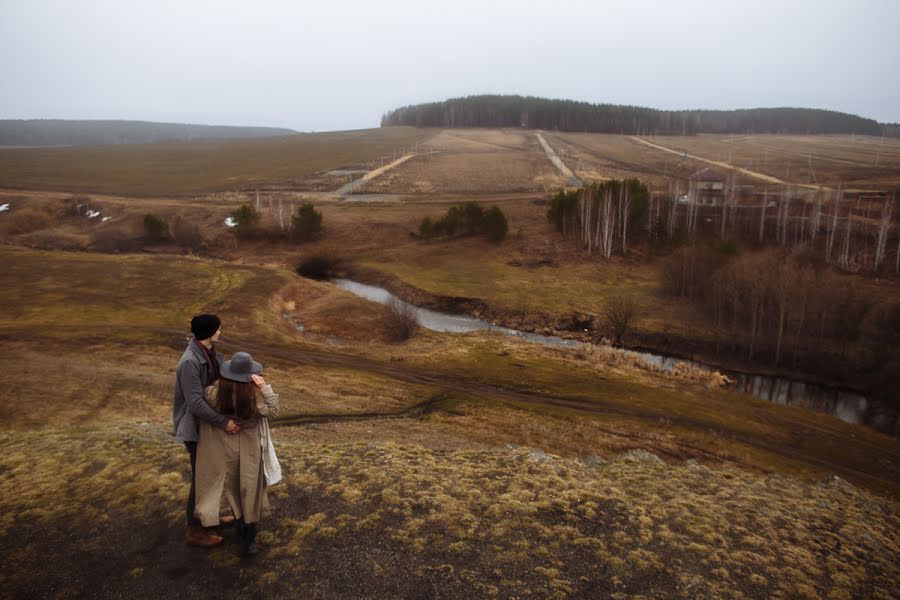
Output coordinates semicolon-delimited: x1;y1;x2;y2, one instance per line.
333;278;898;436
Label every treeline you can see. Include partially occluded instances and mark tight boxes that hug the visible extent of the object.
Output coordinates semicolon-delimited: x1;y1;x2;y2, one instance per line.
419;202;508;242
661;245;900;392
0;120;296;147
382;95;891;136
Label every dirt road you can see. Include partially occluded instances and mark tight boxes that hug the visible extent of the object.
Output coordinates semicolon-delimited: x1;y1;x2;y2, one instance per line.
336;153;416;196
630;136;825;189
536;132;582;186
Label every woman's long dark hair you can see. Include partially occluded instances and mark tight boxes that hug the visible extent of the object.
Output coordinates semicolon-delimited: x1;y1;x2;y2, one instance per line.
217;378;258;420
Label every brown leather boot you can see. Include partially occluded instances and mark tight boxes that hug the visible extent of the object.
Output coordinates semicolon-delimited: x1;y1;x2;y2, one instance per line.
185;525;223;547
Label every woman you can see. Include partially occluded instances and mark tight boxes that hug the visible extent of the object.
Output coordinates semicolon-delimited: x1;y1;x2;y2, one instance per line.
194;351;282;556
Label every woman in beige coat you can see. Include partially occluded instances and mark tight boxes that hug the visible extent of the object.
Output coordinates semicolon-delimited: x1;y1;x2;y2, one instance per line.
194;351;281;556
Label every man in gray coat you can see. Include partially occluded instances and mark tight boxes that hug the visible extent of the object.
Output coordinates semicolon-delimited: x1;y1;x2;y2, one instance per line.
173;313;240;547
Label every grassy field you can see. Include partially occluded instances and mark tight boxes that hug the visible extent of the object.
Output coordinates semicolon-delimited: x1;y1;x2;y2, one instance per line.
0;127;431;196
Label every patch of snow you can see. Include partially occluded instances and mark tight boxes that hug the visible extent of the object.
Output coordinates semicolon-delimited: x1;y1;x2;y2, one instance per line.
224;217;237;228
86;210;101;218
0;203;10;212
101;216;112;222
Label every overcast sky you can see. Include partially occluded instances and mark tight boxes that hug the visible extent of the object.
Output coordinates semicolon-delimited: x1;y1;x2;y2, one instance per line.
1;0;898;131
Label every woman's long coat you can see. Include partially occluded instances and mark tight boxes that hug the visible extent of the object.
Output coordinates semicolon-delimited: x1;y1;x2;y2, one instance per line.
194;383;280;526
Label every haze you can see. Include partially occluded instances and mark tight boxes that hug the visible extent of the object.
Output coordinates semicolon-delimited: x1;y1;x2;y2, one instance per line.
1;0;898;131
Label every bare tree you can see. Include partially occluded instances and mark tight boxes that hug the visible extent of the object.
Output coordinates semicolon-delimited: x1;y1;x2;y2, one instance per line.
758;187;768;244
826;185;842;262
603;295;638;345
385;298;420;342
874;193;894;272
667;181;679;240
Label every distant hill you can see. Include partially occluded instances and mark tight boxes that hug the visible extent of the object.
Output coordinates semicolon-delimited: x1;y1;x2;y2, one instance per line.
382;95;893;136
0;119;297;147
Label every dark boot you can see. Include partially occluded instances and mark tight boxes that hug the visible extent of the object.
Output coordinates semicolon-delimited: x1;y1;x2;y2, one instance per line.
234;517;245;538
241;522;259;556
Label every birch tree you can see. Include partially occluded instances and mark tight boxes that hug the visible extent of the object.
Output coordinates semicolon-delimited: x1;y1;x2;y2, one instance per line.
874;193;894;272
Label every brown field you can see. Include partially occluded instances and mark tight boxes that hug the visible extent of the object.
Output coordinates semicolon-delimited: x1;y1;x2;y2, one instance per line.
358;129;567;193
0;127;430;196
548;132;900;192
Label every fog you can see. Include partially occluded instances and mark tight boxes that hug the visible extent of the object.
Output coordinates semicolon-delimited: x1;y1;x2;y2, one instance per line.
1;0;898;131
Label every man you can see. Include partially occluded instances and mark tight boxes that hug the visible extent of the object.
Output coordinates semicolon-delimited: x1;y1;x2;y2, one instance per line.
173;313;240;547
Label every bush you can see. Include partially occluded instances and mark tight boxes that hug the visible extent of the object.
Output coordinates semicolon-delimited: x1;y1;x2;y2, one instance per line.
296;253;343;280
230;204;261;238
603;296;638;345
143;214;169;241
420;202;507;243
291;203;323;242
63;195;91;217
385;297;419;342
172;216;204;250
419;216;435;240
91;226;140;253
482;206;508;242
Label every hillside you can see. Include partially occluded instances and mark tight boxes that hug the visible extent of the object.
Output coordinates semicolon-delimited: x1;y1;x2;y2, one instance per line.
0;246;897;598
382;95;890;136
0;119;297;147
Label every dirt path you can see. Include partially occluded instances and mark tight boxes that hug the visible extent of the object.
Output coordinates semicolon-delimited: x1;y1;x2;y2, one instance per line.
335;153;416;196
630;136;825;190
536;132;582;186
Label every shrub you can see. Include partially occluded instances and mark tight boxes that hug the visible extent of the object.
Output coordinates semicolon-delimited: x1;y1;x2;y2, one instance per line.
63;195;91;217
230;204;261;238
603;295;638;345
91;226;140;253
142;214;169;241
482;206;508;243
419;216;435;240
296;253;343;280
172;216;204;250
291;203;323;242
384;297;419;342
420;202;507;243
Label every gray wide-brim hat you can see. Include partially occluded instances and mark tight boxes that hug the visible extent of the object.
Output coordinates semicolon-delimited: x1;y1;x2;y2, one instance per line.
221;351;263;382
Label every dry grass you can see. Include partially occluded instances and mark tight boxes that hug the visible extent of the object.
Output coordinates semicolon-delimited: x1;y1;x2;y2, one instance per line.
0;245;281;339
5;420;896;598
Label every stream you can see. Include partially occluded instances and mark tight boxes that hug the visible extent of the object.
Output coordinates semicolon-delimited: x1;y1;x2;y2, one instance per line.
333;278;899;437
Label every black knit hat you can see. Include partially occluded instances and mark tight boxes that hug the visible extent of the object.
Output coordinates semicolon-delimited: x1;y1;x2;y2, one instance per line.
191;314;221;341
